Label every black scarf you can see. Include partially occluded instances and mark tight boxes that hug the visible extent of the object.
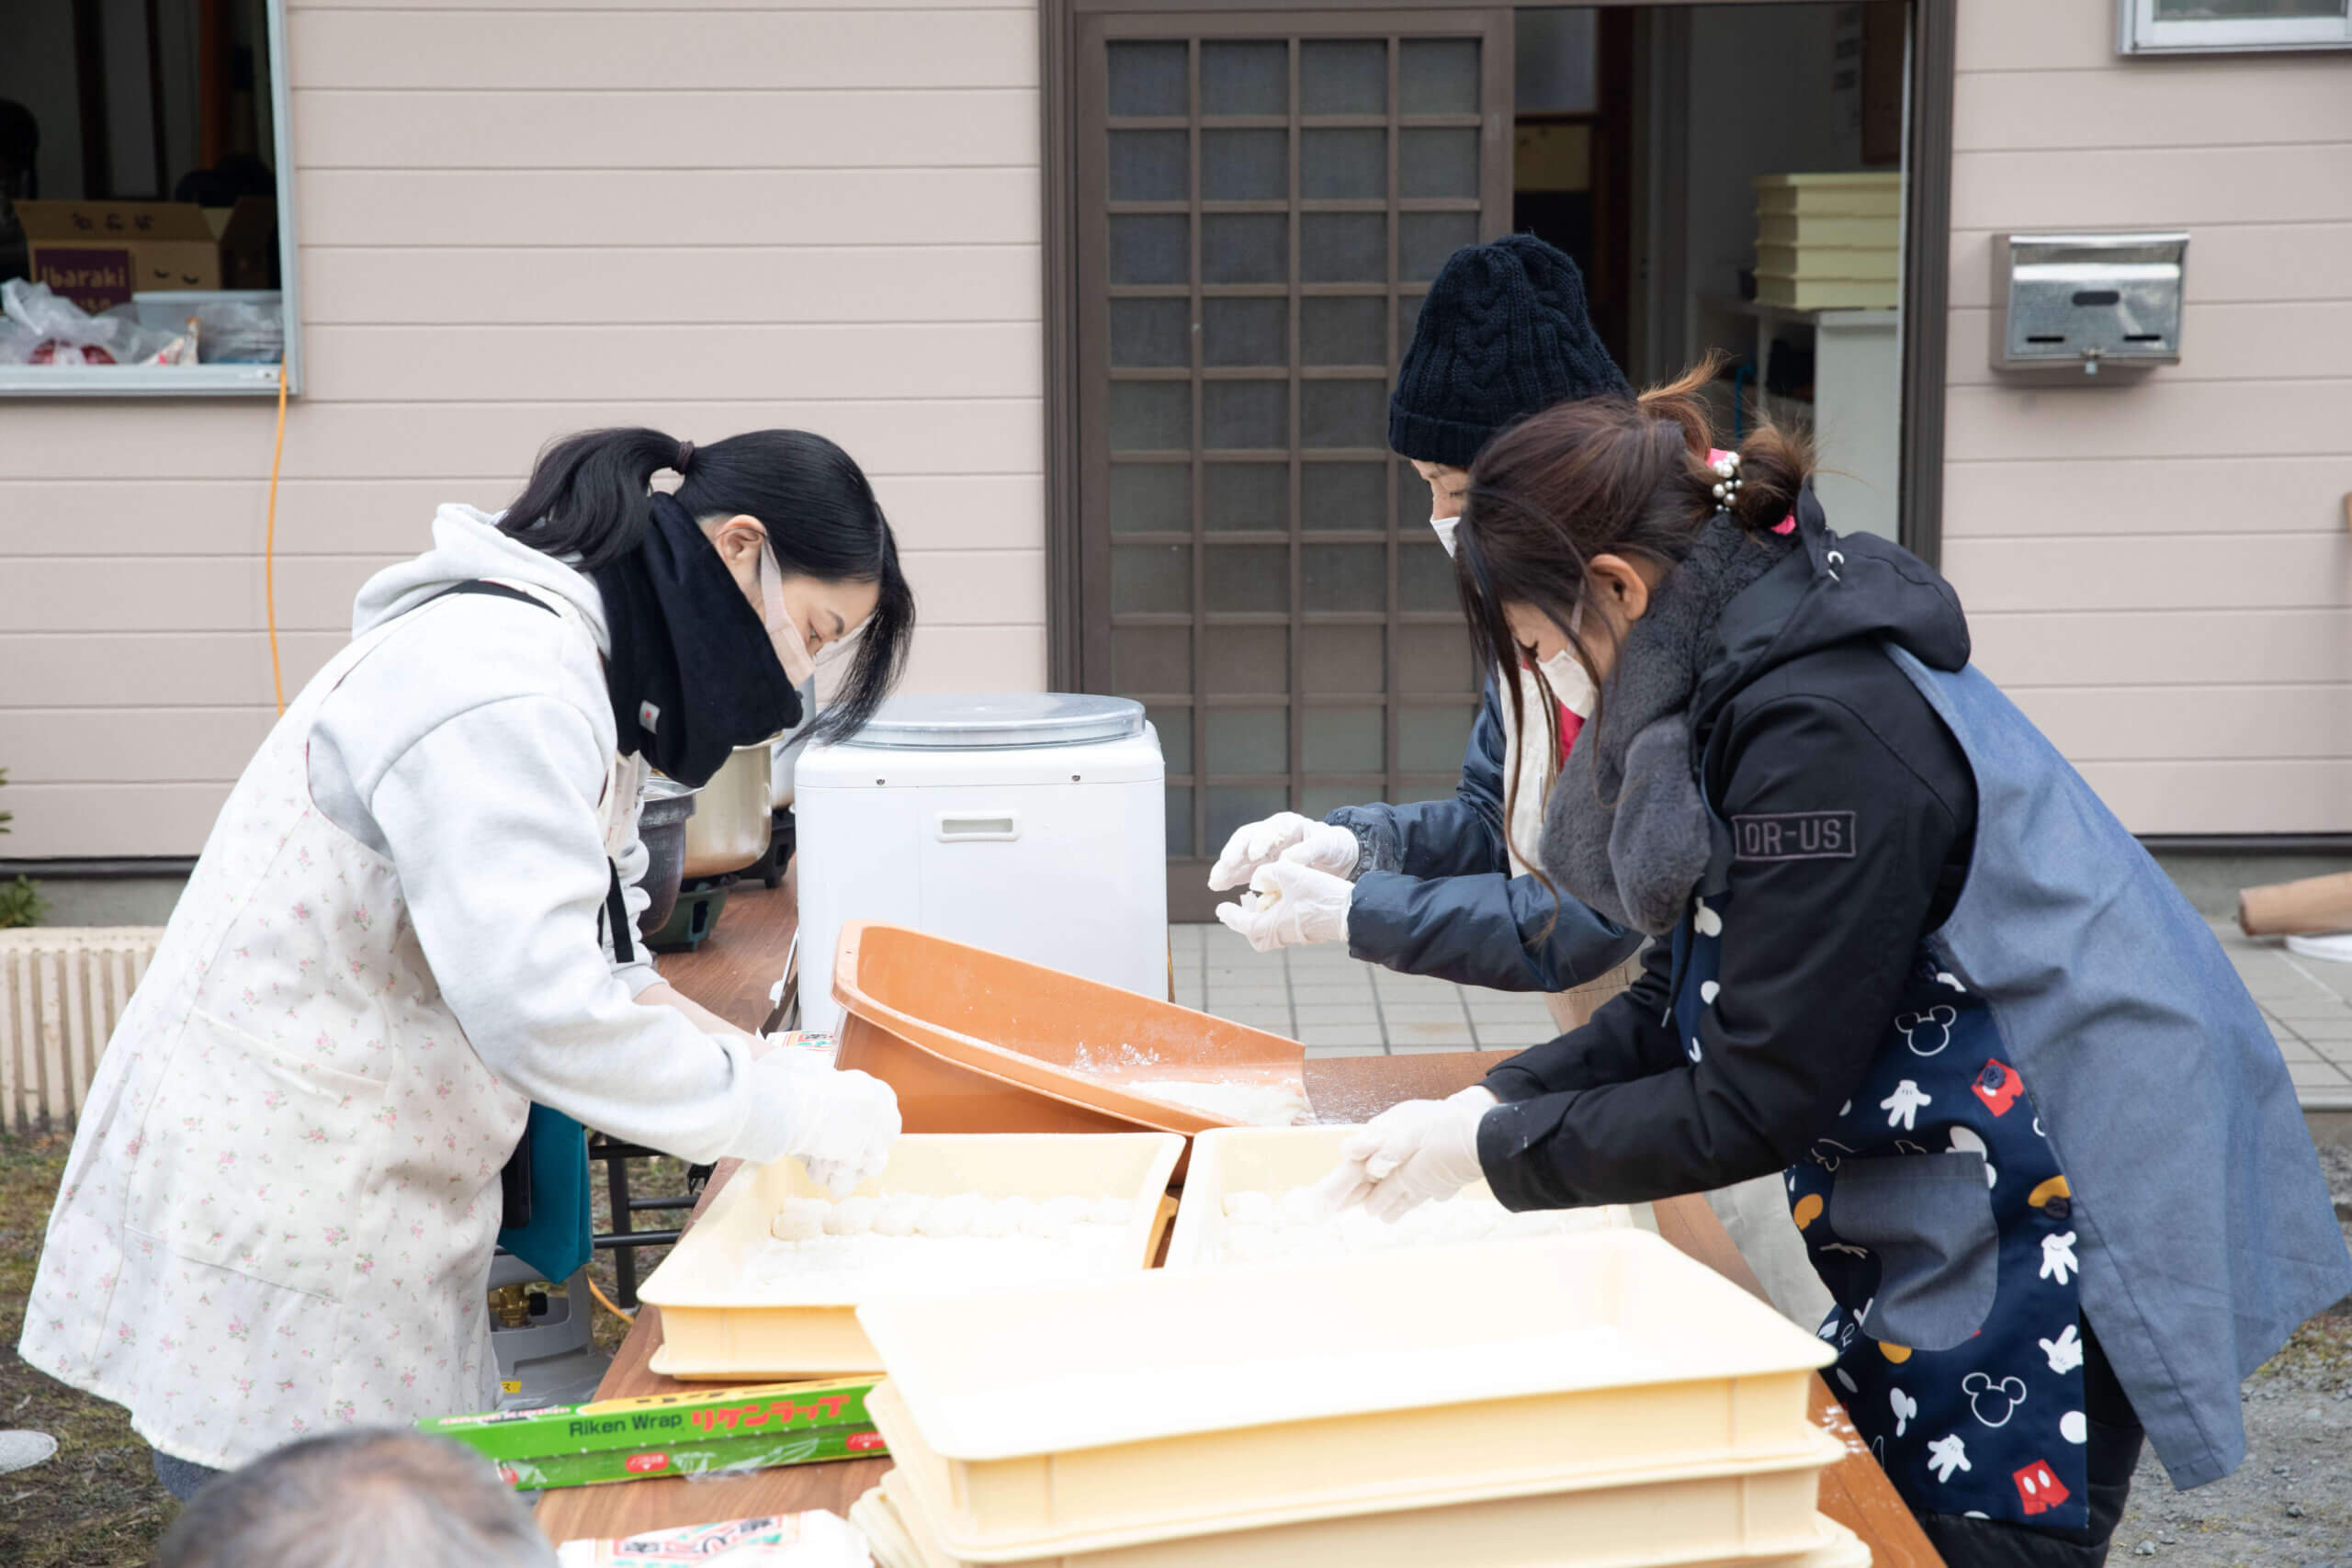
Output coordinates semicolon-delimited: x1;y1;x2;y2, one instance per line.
591;492;802;789
1537;513;1794;935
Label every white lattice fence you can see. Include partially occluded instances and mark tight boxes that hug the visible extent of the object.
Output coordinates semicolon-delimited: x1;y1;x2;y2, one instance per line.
0;928;162;1135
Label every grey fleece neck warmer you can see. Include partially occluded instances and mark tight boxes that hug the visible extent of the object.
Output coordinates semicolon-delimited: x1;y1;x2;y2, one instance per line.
1538;515;1795;935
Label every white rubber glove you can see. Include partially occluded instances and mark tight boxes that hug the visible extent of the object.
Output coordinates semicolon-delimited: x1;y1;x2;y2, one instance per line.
774;1055;900;1197
1215;859;1353;953
1334;1086;1498;1222
1207;812;1358;892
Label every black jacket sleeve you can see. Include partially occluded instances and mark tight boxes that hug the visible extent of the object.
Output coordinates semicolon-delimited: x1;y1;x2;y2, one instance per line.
1476;683;1973;1210
1478;939;1679;1093
1326;678;1643;992
1344;870;1642;993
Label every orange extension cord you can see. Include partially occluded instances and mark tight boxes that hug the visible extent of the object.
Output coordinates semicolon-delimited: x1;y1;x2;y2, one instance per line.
266;358;289;715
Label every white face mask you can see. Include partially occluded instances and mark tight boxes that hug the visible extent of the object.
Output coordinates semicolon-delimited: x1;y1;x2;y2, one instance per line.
1537;604;1595;718
1430;516;1460;558
1539;649;1596;719
756;540;819;687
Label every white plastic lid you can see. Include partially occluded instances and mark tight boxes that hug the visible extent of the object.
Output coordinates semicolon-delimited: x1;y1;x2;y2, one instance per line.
846;694;1146;751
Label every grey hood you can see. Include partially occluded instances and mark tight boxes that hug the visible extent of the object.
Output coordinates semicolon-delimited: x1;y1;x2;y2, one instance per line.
352;504;609;654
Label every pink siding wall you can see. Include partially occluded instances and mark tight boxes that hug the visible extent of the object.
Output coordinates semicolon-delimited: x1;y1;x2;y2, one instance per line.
0;0;1049;859
1943;0;2352;833
8;1;2348;858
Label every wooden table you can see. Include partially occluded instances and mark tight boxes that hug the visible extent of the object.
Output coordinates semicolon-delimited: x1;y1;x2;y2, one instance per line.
539;888;1939;1565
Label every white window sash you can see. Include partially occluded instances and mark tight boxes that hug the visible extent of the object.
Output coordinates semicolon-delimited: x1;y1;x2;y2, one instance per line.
1;0;302;400
2120;0;2352;53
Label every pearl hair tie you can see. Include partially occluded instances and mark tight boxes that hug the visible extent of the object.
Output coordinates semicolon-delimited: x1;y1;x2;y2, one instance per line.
1710;450;1743;513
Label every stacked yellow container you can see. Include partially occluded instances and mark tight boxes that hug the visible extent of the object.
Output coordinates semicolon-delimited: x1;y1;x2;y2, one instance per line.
1752;173;1902;310
848;1228;1873;1568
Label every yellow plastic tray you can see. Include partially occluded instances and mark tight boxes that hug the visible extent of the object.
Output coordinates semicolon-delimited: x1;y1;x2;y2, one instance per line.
856;1230;1838;1559
854;1485;926;1568
868;1468;1871;1568
1165;1126;1647;1270
640;1134;1183;1381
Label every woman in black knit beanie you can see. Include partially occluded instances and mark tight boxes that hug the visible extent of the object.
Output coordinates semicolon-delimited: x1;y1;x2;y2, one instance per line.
1210;236;1641;1013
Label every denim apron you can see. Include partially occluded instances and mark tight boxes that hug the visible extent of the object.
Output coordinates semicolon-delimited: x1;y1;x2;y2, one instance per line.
1670;898;2087;1528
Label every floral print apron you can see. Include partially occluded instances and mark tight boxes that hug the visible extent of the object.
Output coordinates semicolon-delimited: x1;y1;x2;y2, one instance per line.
23;582;638;1469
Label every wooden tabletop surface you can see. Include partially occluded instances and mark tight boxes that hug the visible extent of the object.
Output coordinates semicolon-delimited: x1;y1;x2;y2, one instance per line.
537;886;1939;1565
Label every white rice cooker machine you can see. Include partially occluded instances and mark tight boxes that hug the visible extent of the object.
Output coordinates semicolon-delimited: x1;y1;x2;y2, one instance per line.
789;694;1168;1036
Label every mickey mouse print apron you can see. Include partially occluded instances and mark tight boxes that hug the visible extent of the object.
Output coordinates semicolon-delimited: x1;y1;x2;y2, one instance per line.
1671;894;2088;1530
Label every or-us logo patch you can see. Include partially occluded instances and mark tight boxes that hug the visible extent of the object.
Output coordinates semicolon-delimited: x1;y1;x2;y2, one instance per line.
1732;810;1856;861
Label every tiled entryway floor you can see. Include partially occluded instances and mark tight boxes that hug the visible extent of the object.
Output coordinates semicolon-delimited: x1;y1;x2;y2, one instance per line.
1171;921;1557;1058
1173;918;2352;1106
2216;917;2352;1110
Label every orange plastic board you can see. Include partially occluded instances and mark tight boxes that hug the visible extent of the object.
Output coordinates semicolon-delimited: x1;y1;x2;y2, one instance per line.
831;923;1306;1142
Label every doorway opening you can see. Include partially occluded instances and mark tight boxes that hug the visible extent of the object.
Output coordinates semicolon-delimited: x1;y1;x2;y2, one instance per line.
1055;3;1928;917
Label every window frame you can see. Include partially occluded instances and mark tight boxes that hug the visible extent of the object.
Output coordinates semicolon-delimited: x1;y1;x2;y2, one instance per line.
0;0;303;399
2118;0;2352;54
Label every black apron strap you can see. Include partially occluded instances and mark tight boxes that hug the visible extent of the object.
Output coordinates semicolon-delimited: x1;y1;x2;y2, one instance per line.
601;858;637;966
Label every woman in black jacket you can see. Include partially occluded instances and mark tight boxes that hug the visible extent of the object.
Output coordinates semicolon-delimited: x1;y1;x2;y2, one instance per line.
1325;365;2351;1567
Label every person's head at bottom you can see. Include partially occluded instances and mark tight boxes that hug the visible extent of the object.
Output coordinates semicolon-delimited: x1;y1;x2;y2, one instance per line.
153;1429;555;1568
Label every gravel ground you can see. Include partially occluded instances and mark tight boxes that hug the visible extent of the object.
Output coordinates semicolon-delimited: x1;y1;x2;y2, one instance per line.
2113;1141;2352;1568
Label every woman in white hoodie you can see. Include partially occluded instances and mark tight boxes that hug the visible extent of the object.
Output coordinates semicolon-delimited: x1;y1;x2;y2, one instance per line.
22;426;914;1495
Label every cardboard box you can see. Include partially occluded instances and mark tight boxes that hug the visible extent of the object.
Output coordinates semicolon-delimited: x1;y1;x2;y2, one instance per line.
16;200;220;313
490;1424;885;1491
1513;122;1592;193
422;1378;876;1468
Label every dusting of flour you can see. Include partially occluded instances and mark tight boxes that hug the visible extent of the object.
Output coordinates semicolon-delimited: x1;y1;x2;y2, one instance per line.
1214;1186;1609;1264
1125;1078;1309;1128
752;1192;1137;1296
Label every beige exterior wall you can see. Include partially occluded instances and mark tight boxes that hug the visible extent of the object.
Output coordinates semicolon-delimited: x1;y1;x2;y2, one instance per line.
1939;0;2352;834
8;1;2350;860
0;0;1050;859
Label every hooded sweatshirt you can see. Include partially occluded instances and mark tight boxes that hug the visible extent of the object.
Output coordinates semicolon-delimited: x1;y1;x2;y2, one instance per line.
1479;515;1979;1202
305;505;803;1166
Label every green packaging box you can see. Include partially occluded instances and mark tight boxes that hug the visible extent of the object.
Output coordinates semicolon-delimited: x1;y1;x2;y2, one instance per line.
490;1424;886;1491
423;1379;876;1469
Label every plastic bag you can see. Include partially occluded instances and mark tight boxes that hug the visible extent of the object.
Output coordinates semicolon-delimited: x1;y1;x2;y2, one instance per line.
188;299;284;364
1;279;193;367
555;1509;872;1567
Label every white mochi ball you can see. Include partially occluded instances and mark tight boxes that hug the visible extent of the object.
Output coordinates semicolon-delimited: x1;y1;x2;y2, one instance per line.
1279;1186;1330;1229
1088;1195;1132;1228
871;1194;924;1237
1018;1200;1070;1239
770;1198;828;1242
823;1195;879;1237
1042;1194;1092;1230
918;1191;985;1238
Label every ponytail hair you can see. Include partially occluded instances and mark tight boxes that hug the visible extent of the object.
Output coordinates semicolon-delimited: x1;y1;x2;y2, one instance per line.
1453;354;1812;909
501;426;916;742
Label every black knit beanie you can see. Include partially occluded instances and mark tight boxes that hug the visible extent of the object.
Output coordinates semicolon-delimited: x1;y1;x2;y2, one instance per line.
1388;234;1634;468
